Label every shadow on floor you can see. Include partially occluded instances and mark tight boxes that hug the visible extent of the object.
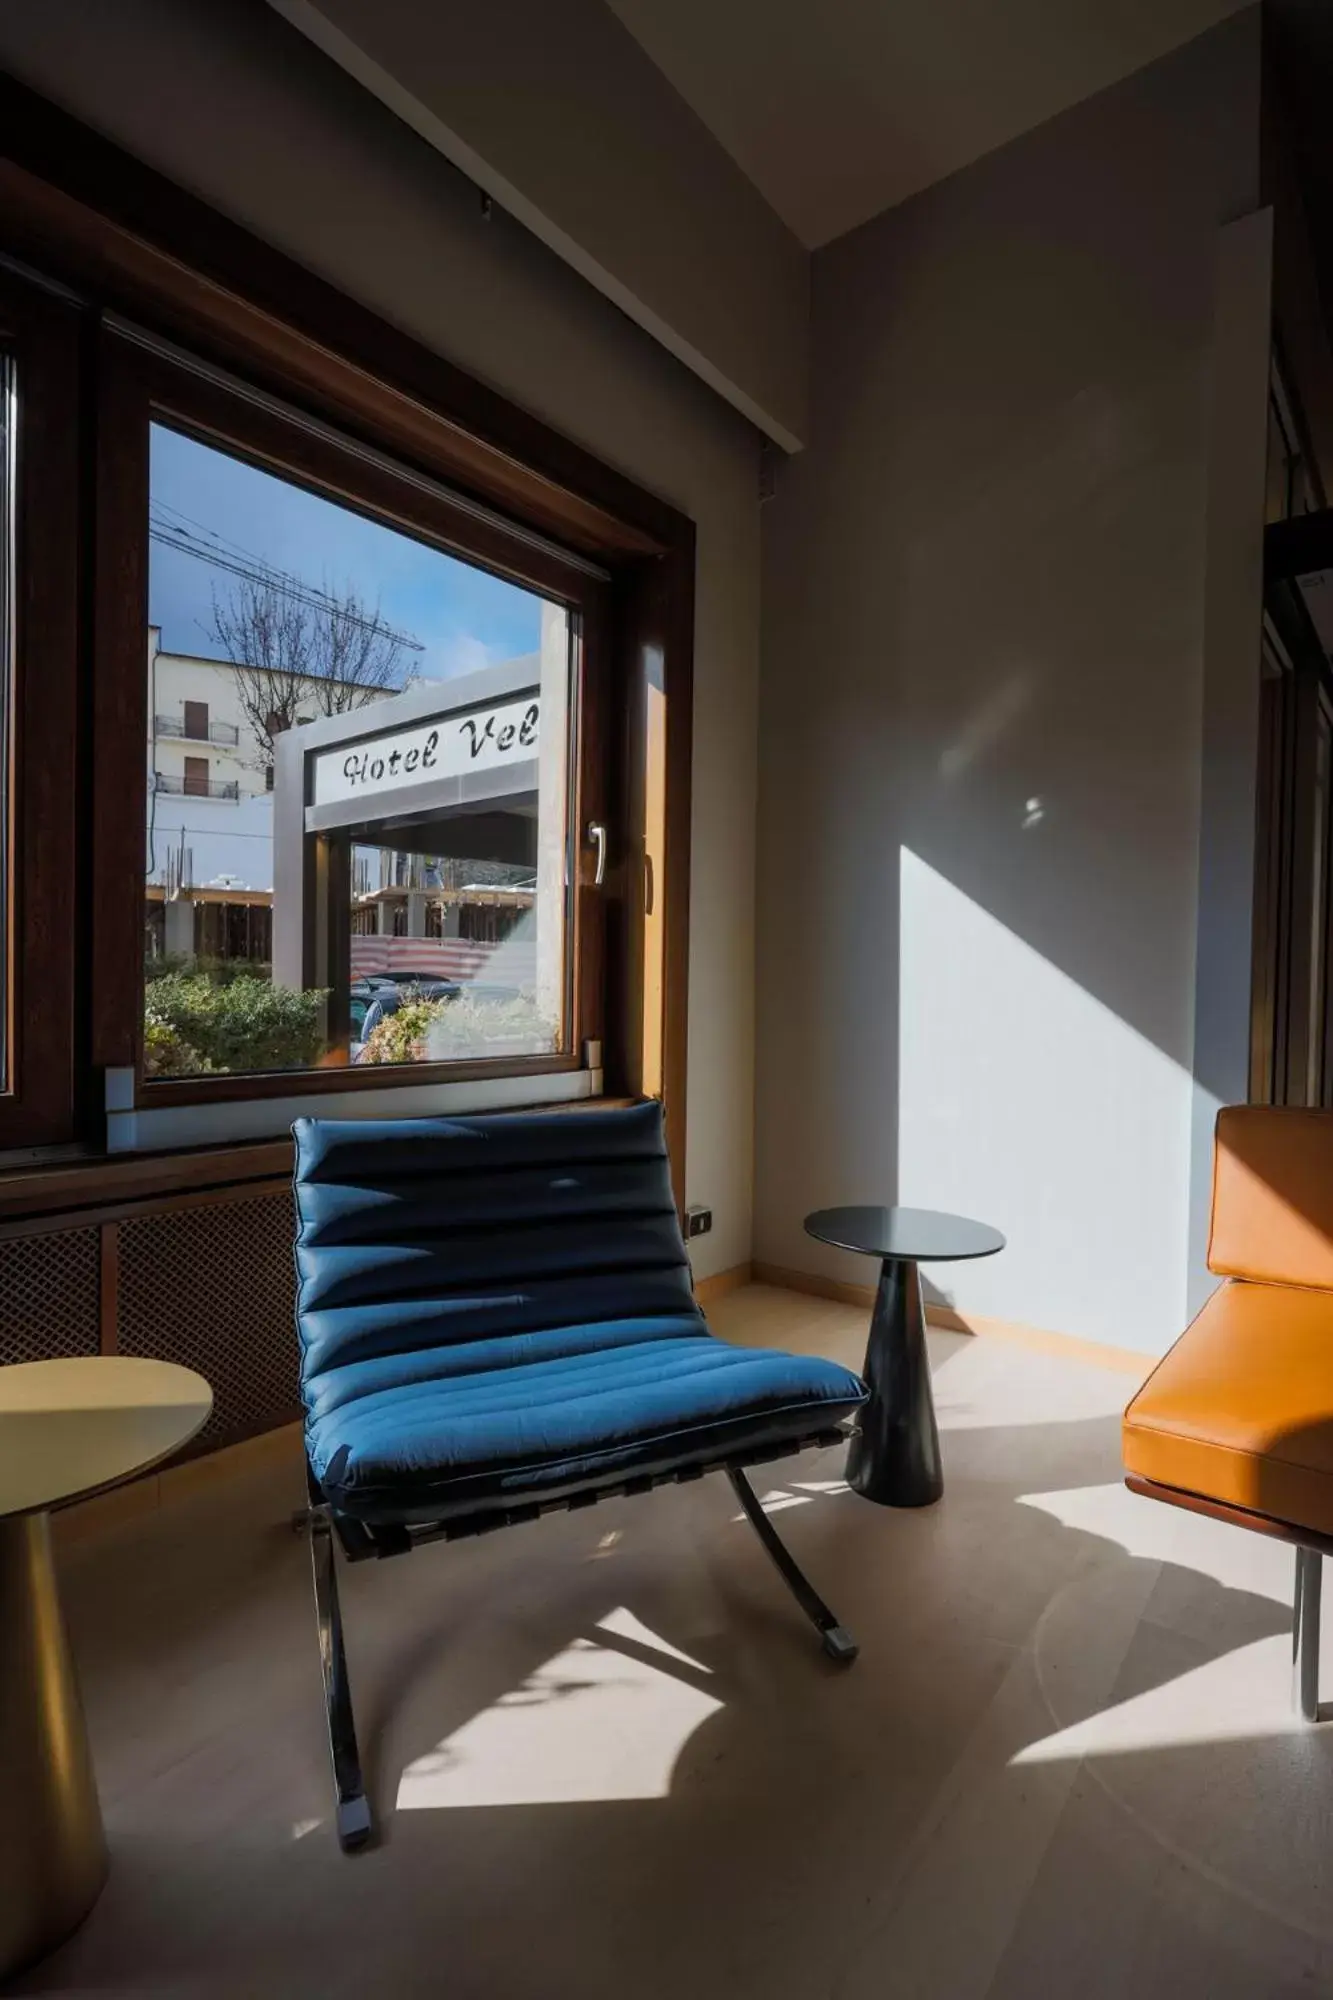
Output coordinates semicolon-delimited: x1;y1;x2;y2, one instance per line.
13;1390;1325;2000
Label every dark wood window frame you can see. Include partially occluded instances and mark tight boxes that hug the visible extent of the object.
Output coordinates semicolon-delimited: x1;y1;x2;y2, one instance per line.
0;74;695;1197
1254;511;1333;1108
0;264;82;1150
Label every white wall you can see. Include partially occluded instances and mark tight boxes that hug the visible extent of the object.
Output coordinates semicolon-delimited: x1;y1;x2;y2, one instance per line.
0;0;762;1280
755;10;1268;1353
265;0;809;450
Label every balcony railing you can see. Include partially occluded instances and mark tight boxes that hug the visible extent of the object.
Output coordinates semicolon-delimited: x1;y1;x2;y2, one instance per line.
153;773;240;800
154;713;241;746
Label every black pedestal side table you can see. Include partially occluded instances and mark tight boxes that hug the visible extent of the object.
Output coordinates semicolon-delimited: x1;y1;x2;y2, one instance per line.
803;1206;1005;1508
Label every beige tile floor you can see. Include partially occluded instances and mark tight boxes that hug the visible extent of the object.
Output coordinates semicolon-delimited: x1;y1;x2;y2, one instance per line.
17;1285;1333;1999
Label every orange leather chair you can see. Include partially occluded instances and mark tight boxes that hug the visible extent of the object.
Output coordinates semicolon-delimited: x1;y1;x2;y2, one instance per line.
1123;1106;1333;1719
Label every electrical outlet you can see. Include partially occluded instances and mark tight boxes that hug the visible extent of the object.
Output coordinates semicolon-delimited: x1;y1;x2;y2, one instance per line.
685;1205;712;1239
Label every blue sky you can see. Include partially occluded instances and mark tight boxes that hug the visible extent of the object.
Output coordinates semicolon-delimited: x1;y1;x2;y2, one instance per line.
148;424;543;681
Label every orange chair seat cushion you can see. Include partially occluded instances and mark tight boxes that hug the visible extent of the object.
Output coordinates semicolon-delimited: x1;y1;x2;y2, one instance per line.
1123;1280;1333;1539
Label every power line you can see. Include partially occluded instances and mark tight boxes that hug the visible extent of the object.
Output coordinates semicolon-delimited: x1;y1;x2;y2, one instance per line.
148;512;425;652
153;497;349;597
150;496;371;596
150;518;425;651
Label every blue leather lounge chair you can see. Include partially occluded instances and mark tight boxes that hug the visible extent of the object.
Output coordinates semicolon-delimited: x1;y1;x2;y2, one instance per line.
293;1101;868;1849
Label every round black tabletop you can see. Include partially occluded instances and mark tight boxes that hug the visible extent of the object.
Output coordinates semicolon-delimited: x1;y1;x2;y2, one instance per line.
804;1205;1005;1264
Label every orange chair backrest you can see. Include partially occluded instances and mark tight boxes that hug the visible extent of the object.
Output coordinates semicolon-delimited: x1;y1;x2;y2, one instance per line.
1209;1105;1333;1290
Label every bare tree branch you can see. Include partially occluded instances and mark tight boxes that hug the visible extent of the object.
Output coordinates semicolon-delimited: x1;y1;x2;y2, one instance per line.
208;577;408;773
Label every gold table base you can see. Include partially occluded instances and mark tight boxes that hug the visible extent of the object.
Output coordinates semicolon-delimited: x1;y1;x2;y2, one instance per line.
0;1511;106;1980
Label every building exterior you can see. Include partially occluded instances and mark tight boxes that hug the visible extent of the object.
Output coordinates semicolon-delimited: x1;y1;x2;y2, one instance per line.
146;630;275;963
145;615;564;1011
147;627;271;897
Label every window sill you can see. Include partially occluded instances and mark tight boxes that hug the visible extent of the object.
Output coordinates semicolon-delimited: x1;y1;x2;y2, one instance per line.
106;1063;605;1154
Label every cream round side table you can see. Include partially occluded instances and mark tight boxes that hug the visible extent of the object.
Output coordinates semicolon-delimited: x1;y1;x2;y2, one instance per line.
0;1356;211;1982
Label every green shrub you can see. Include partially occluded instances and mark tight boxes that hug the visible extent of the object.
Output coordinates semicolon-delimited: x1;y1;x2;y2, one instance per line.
358;988;556;1065
142;1014;215;1080
145;974;327;1076
358;995;445;1065
430;989;556;1057
145;953;273;988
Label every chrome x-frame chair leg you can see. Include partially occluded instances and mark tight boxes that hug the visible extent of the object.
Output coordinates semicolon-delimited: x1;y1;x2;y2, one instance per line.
728;1467;858;1662
307;1461;856;1851
1294;1546;1323;1724
309;1506;373;1851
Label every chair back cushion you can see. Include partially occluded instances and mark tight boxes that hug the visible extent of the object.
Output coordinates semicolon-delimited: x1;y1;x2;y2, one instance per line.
292;1102;699;1398
1209;1105;1333;1290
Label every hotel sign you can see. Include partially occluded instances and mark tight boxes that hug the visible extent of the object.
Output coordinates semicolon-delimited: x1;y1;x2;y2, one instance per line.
311;694;540;809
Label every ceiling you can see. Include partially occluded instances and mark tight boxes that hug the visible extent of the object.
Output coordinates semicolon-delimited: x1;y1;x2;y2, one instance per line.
604;0;1254;247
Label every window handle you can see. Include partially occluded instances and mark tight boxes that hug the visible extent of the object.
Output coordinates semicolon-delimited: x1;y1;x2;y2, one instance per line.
587;821;607;888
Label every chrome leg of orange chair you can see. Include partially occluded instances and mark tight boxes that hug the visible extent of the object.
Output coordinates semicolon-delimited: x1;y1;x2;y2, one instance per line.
1293;1547;1322;1723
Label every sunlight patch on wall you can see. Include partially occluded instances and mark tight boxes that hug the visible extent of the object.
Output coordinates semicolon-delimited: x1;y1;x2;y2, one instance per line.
394;1607;721;1811
899;847;1205;1352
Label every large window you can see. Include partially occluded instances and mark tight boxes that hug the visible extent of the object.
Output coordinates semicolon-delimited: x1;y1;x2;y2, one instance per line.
142;421;576;1083
84;327;617;1120
0;99;694;1170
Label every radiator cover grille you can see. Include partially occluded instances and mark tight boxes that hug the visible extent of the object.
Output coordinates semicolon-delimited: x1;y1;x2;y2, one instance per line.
117;1190;300;1455
0;1226;100;1366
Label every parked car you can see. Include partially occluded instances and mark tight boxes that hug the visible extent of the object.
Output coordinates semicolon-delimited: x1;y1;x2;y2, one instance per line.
348;975;400;1045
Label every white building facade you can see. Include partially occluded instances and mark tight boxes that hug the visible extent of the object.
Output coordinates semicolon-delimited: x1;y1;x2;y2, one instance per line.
145;611;565;1011
147;628;275;899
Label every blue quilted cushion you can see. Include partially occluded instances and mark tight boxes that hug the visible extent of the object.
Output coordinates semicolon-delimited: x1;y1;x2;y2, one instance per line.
292;1104;866;1524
